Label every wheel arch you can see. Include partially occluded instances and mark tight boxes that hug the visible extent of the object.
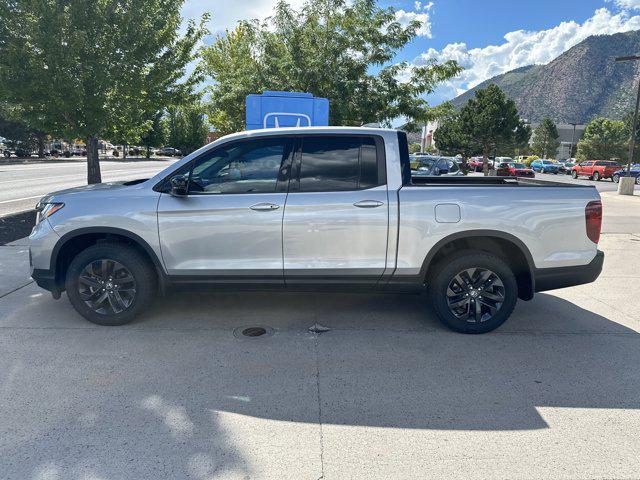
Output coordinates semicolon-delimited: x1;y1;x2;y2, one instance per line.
420;230;535;301
50;227;166;290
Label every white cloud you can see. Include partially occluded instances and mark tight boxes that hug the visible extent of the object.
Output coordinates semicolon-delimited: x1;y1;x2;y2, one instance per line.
181;0;305;36
419;7;640;103
395;1;433;38
613;0;640;10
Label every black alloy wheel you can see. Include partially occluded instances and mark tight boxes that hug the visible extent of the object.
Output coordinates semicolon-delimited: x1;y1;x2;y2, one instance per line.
78;259;137;315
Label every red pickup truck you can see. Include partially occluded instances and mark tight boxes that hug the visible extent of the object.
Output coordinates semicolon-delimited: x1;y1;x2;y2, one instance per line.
571;160;621;181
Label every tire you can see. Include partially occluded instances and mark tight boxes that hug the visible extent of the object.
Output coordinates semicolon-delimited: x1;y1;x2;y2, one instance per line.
428;251;518;334
636;176;640;185
613;174;620;183
541;168;545;174
65;243;157;326
572;170;578;179
593;171;600;181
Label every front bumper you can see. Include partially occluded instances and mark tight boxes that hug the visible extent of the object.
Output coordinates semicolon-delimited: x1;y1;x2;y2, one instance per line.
534;250;604;292
31;268;58;293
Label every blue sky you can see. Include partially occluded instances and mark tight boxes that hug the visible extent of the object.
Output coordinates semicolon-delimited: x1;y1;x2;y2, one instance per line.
182;0;640;104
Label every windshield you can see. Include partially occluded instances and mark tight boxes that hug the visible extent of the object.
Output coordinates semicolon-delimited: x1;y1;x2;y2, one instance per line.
513;163;526;169
543;160;554;164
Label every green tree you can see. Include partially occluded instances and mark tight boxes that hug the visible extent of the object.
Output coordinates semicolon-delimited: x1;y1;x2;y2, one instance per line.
531;118;560;159
458;85;523;175
494;119;531;157
200;0;461;135
434;112;480;173
141;112;166;158
166;101;209;155
0;0;207;183
576;117;627;160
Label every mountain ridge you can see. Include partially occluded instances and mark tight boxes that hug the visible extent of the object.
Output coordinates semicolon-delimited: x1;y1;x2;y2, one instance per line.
450;30;640;124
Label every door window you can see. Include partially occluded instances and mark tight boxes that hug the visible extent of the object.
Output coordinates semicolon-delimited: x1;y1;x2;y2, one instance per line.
296;136;384;192
187;138;291;194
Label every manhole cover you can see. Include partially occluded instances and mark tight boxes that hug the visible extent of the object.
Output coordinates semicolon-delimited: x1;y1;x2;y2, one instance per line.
233;325;275;339
243;327;266;337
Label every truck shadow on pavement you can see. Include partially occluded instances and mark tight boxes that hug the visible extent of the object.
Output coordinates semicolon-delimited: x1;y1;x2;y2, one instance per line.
1;288;638;477
144;290;639;431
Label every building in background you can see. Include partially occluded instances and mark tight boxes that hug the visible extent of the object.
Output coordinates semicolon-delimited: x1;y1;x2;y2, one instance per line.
528;122;586;159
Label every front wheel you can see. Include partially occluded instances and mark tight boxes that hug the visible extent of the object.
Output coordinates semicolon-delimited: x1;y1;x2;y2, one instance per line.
636;176;640;185
572;170;578;179
429;252;518;334
593;171;600;181
613;174;619;183
65;243;157;326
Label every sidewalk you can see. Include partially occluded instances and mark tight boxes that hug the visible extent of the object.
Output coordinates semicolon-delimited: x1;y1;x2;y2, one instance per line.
600;190;640;233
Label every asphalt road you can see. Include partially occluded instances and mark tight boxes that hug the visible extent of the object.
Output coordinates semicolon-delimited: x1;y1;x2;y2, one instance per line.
0;158;177;217
1;193;639;478
535;171;620;192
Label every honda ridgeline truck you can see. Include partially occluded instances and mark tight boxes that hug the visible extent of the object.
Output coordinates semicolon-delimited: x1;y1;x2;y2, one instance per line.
29;127;604;333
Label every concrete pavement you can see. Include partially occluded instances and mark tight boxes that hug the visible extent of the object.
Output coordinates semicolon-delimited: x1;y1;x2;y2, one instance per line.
0;195;639;479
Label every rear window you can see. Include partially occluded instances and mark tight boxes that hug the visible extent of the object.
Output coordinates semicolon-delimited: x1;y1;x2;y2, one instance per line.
297;136;385;192
595;161;619;166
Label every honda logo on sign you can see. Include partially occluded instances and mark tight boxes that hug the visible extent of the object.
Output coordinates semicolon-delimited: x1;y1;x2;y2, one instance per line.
263;112;312;128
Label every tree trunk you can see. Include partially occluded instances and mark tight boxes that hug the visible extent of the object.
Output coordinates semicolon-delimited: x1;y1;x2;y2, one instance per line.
146;145;151;159
122;144;127;161
482;146;489;176
461;156;469;175
37;134;45;158
87;135;101;184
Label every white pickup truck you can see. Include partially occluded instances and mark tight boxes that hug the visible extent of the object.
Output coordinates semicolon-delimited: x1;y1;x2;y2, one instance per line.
29;127;604;333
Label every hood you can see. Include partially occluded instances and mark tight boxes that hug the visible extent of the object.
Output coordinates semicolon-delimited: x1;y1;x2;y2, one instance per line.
39;181;133;203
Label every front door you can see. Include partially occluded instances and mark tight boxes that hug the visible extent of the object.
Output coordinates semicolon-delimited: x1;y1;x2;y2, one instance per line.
157;137;294;282
283;135;389;285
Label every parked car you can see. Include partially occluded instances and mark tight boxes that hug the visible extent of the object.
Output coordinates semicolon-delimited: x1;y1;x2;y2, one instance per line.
571;160;621;181
495;162;535;178
30;127;603;334
561;161;576;174
160;147;182;157
530;159;560;174
612;165;640;185
468;157;494;172
410;155;462;177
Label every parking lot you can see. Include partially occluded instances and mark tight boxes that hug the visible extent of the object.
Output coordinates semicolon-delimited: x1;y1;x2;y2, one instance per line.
0;190;639;479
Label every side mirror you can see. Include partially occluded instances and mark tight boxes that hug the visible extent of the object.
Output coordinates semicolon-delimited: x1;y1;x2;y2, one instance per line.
170;176;188;197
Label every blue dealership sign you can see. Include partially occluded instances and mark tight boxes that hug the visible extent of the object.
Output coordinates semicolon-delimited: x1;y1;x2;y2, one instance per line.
246;91;329;130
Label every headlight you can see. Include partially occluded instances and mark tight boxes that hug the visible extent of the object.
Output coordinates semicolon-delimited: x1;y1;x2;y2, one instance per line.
35;202;64;224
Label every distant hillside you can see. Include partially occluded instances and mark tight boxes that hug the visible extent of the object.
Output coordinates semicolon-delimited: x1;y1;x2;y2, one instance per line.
451;30;640;124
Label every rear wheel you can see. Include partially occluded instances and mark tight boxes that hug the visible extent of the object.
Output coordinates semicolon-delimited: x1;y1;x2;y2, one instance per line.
65;243;157;326
636;176;640;185
593;171;600;181
429;252;518;334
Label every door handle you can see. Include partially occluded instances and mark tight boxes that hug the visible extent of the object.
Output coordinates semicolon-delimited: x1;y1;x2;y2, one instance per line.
353;200;384;208
250;202;280;211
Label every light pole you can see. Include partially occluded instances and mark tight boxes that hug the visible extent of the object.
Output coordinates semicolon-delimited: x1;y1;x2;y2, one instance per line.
615;55;640;195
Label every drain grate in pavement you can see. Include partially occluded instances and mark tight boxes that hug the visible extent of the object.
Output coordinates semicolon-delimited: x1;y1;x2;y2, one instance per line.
233;325;275;339
242;326;267;337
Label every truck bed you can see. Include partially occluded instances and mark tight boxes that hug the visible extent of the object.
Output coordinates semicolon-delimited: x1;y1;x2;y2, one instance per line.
410;175;594;188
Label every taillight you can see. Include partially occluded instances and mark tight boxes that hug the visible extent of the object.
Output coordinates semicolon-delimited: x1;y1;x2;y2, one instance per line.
585;200;602;244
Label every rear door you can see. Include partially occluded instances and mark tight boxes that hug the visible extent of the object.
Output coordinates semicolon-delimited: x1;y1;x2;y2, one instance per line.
282;134;389;285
